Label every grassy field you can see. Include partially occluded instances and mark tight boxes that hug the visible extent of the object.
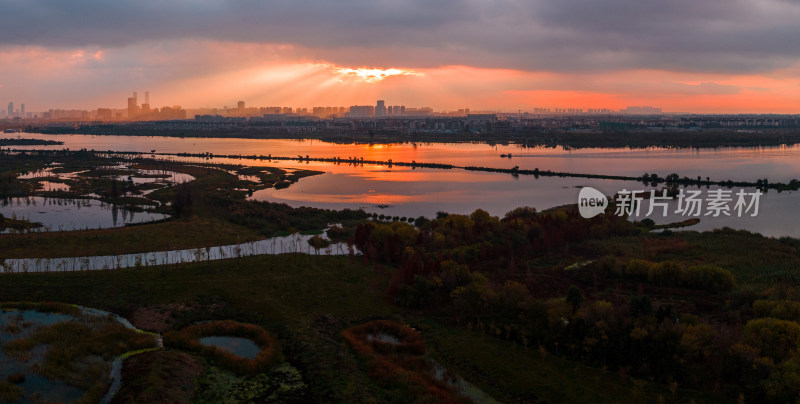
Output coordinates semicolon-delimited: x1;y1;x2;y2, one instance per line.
0;254;722;403
421;319;718;403
584;228;800;288
112;350;202;404
1;152;365;265
0;216;263;258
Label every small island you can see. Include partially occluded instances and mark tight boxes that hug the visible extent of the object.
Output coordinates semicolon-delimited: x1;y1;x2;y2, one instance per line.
0;138;64;146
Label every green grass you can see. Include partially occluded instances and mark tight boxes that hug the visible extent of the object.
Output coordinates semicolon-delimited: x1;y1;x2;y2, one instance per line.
0;255;393;322
0;255;395;402
0;254;725;403
0;216;262;258
420;319;720;403
584;228;800;286
0;217;44;232
195;363;308;403
112;350;203;404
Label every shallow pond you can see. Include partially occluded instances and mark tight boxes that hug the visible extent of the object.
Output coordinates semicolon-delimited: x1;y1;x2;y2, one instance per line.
199;336;261;359
0;196;168;233
0;309;95;403
366;333;402;345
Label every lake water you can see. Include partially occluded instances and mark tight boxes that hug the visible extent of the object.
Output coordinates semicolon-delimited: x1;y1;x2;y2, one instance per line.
9;133;800;238
199;336;261;359
0;230;354;272
0;196;168;232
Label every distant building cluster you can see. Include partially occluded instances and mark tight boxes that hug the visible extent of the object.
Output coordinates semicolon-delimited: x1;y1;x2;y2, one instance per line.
532;106;661;115
1;92;187;122
191;100;435;120
4;95;798;135
622;106;662;115
5;101;28;119
1;95;468;124
12;107;800;137
126;91;187;120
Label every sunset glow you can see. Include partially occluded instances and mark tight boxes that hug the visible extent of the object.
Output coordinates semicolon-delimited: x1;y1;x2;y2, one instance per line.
333;67;420;83
1;1;799;113
4;3;800;402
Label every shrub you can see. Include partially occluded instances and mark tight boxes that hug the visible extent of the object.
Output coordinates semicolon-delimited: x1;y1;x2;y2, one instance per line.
686;264;736;291
307;235;331;249
6;373;24;384
0;381;22;402
341;320;468;403
450;273;494;317
762;351;800;403
397;276;439;309
754;300;800;322
503;206;537;220
341;320;426;357
648;261;683;286
617;259;736;292
0;301;81;316
744;318;800;360
566;286;584;313
624;259;653;278
165;320;280;374
594;255;622;275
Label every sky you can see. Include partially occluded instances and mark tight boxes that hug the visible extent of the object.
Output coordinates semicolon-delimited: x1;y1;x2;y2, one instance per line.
1;0;799;113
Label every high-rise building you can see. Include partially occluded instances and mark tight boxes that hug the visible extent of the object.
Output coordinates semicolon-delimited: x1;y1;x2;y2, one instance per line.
347;105;375;118
237;101;246;109
376;100;386;117
7;102;13;117
96;108;113;121
127;92;139;118
140;91;151;114
389;105;405;115
20;104;25;117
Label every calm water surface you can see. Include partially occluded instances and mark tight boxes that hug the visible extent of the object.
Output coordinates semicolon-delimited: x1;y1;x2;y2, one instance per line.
10;133;800;237
198;336;260;359
0;197;167;232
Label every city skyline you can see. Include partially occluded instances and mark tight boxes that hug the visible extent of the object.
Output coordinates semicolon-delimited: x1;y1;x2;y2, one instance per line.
3;91;673;121
1;1;800;113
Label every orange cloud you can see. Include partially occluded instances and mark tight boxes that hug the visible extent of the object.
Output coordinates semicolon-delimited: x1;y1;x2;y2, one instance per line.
3;41;800;113
333;66;420;82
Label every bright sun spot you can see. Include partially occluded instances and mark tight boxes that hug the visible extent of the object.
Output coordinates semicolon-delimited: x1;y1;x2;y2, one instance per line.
333;67;419;82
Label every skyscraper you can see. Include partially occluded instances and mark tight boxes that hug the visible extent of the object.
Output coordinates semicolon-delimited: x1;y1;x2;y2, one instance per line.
376;100;386;117
141;91;151;114
7;102;13;117
127;92;139;118
20;104;25;117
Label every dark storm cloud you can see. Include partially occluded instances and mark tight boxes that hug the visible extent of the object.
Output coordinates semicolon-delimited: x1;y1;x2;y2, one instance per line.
1;0;798;73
